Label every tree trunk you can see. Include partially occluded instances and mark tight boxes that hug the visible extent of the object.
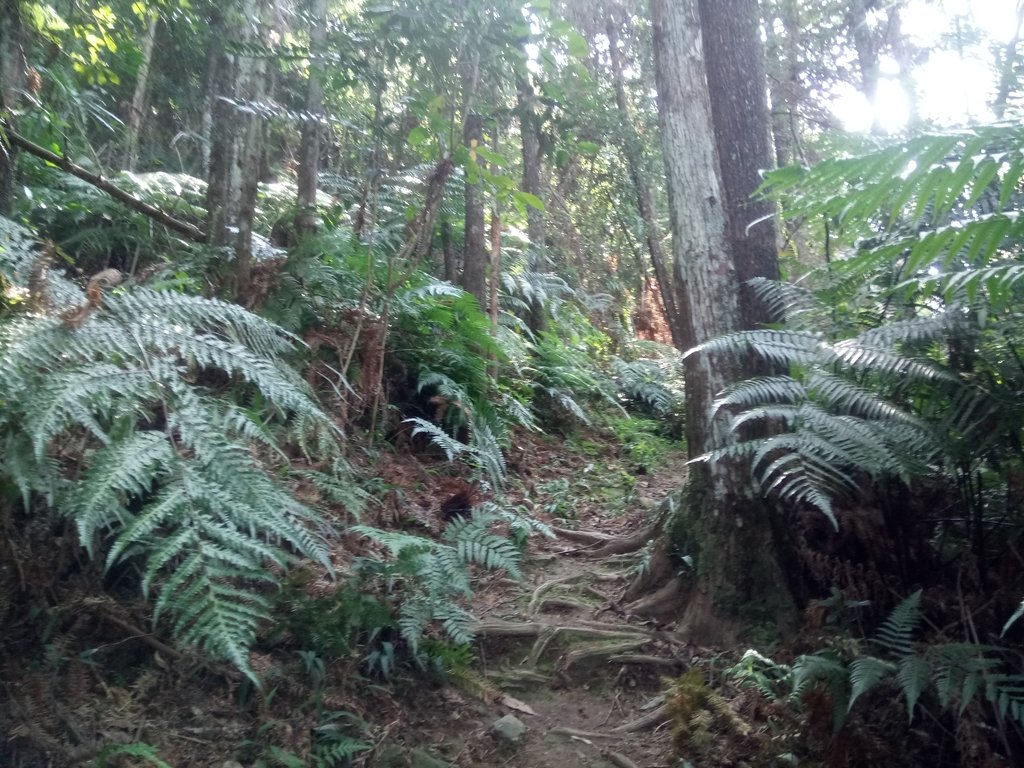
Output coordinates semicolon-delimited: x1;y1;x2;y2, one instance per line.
645;0;796;642
442;219;456;282
605;15;683;349
295;0;328;235
0;0;25;216
204;0;271;301
699;0;780;331
846;0;881;133
765;0;809;169
124;12;159;171
461;112;487;307
517;75;547;334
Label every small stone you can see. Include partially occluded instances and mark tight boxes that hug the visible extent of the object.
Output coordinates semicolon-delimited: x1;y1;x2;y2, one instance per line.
491;713;527;743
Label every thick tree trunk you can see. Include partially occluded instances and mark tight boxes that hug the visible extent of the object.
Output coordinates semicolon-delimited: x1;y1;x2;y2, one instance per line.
124;12;159;171
461;112;487;307
647;0;796;642
605;16;683;349
295;0;328;235
517;76;547;334
0;0;25;216
699;0;780;331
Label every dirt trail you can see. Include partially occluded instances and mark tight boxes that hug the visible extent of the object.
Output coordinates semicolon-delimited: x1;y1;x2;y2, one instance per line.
405;444;691;767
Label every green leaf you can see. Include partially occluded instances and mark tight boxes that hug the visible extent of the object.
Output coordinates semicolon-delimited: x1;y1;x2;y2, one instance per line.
566;29;589;58
513;190;544;211
407;126;430;146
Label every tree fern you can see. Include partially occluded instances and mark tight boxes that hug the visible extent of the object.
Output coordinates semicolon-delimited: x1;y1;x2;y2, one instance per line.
0;248;354;680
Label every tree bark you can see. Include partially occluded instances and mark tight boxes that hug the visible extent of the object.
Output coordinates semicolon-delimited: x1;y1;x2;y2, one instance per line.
204;0;271;301
764;0;802;168
0;0;25;216
2;127;206;241
517;75;547;334
124;12;159;171
461;112;487;307
295;0;328;234
699;0;780;331
605;15;683;349
647;0;796;642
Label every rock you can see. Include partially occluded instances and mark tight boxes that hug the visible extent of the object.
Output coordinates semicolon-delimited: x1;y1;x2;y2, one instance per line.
491;713;527;743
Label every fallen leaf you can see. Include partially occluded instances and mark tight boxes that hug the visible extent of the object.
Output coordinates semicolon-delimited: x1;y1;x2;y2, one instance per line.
500;694;538;716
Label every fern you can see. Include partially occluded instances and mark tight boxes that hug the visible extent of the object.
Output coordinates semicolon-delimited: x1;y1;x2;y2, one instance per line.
787;591;1024;729
351;507;524;653
0;252;353;680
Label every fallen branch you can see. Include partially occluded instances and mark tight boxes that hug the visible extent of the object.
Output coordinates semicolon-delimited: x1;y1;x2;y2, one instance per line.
4;125;208;243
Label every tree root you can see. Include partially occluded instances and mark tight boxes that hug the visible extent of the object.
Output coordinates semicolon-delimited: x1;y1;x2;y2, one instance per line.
589;522;659;558
609;703;669;733
558;639;649;672
535;596;594;614
550;726;619;741
623;575;687;620
607;653;683;668
551;526;614;544
473;618;650;640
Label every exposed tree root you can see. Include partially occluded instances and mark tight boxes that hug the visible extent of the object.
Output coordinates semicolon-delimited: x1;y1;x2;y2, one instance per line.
609;703;669;733
535;596;594;613
620;535;679;605
623;575;687;620
551;526;614;544
607;653;683;668
589;522;660;558
558;639;649;672
528;574;584;615
550;726;619;741
473;618;650;640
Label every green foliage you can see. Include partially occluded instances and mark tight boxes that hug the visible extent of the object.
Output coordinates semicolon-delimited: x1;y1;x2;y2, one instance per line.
350;507;527;658
607;416;674;473
279;582;395;660
700;121;1024;534
0;234;351;679
739;592;1024;732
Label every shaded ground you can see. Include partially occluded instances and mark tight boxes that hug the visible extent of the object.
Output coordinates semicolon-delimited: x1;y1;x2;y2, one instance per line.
0;425;692;767
368;430;692;767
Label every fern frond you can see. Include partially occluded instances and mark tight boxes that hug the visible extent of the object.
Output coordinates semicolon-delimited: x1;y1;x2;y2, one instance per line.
872;590;922;656
848;656;896;711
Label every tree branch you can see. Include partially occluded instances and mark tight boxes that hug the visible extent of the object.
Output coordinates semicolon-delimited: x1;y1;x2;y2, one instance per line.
3;124;208;242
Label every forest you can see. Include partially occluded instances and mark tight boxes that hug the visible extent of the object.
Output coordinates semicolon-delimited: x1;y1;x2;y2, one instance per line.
2;0;1024;765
